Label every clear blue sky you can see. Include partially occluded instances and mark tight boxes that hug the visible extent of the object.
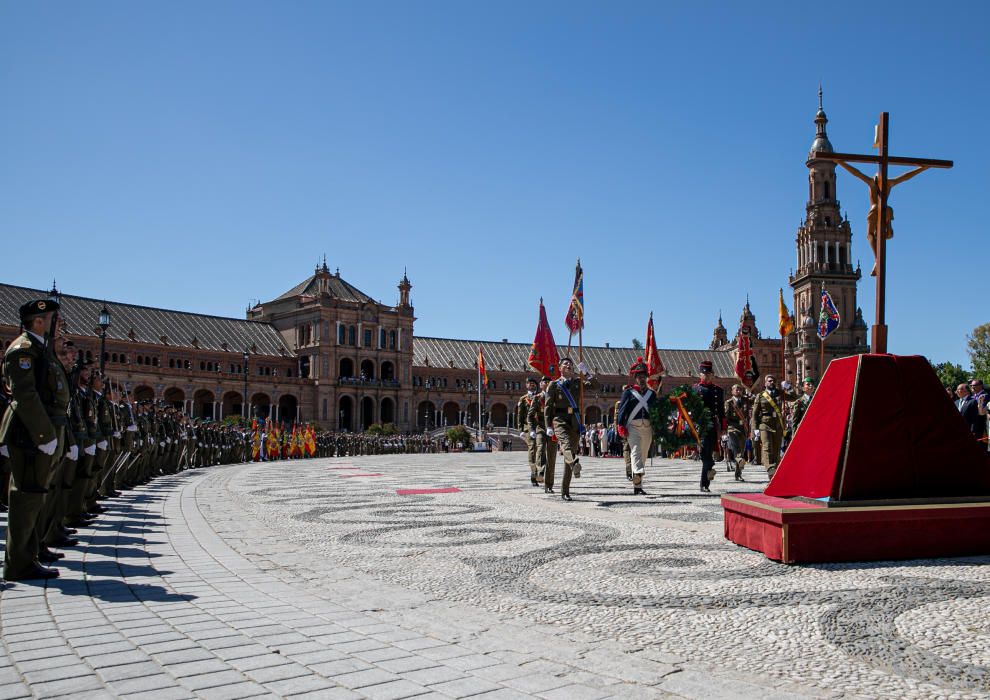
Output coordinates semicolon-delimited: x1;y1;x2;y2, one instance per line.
2;1;986;367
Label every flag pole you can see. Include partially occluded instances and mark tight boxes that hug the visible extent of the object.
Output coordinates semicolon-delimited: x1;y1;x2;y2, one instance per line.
477;351;481;445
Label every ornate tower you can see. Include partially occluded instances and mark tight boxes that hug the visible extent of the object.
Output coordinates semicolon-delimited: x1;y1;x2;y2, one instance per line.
398;270;412;309
709;313;729;350
789;89;869;380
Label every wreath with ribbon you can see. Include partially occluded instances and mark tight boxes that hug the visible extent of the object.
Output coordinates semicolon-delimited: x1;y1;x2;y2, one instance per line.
648;384;712;451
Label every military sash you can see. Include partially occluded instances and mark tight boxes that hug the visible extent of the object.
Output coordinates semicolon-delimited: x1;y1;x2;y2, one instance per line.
761;391;785;431
556;379;585;434
627;389;653;422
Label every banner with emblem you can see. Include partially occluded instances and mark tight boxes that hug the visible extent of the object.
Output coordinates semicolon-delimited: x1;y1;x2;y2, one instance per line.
735;325;760;388
818;284;840;339
644;312;665;390
528;299;561;379
564;259;584;334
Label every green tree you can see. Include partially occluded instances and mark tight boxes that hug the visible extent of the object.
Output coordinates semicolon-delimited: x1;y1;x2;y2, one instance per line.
631;338;643;350
967;322;990;384
932;361;971;389
445;425;473;449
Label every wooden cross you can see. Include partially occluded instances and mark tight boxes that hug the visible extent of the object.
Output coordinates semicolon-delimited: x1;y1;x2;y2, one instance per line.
812;113;952;354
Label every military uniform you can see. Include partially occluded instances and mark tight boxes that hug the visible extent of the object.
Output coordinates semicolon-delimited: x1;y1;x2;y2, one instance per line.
516;387;541;484
751;380;799;476
0;300;63;580
543;362;596;500
693;360;725;492
616;362;659;495
724;389;751;481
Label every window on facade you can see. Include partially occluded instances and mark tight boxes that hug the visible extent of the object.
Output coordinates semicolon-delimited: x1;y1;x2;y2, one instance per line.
363;329;372;347
389;331;396;349
380;329;386;348
322;398;328;420
121;354;127;364
338;325;345;344
169;359;175;368
137;356;144;365
200;361;206;371
152;357;159;367
348;326;356;345
824;181;830;199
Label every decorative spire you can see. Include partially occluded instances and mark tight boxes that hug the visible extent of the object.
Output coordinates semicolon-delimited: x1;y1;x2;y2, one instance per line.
810;85;833;156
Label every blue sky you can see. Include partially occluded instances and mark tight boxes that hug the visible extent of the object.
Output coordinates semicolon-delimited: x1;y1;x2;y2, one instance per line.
2;1;986;367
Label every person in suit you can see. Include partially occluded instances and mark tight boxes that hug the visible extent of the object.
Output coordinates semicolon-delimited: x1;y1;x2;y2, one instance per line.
955;383;984;438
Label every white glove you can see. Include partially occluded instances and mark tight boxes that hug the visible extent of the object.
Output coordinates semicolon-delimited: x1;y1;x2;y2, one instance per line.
0;445;9;458
127;424;138;432
113;431;122;438
166;438;172;444
781;380;792;390
753;433;760;443
577;361;590;376
67;445;79;461
84;444;97;456
96;440;108;451
38;438;59;456
159;441;165;447
529;431;536;439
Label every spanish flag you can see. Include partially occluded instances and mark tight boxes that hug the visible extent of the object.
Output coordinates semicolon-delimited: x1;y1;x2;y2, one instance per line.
644;312;665;390
564;259;584;334
478;347;488;389
778;288;794;337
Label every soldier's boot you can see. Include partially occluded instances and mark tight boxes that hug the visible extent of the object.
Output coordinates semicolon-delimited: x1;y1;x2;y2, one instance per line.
735;459;746;482
632;473;646;495
4;490;52;580
66;476;94;524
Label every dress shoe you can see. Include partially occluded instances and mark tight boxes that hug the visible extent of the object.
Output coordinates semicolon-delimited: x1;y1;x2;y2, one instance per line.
626;475;633;481
700;486;711;493
633;487;647;495
88;504;106;514
51;536;79;547
4;564;60;581
530;477;539;486
106;490;121;498
544;487;555;494
561;493;573;501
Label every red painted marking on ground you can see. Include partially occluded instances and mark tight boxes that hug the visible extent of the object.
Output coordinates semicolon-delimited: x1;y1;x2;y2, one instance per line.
338;473;384;478
328;466;361;470
396;488;462;496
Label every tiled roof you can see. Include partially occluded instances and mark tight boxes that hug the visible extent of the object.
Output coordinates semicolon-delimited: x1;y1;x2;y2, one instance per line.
412;337;735;379
273;272;377;305
0;283;292;357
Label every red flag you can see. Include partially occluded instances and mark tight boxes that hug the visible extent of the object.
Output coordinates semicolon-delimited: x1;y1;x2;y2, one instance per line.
735;325;760;388
564;260;584;334
478;347;488;388
528;299;561;379
644;312;665;390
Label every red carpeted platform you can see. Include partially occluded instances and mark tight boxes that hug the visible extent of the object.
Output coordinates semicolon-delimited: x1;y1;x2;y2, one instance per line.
723;354;990;563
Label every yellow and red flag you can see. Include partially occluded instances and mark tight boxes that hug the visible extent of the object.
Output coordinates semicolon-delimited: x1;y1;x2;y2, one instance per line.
778;288;795;337
478;347;488;389
528;299;561;379
644;312;665;390
306;424;316;457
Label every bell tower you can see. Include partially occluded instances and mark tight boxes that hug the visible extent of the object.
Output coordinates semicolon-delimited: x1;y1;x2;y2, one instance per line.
789;88;869;380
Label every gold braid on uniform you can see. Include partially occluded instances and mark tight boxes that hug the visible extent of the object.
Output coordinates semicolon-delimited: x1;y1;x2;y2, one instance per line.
647;385;713;451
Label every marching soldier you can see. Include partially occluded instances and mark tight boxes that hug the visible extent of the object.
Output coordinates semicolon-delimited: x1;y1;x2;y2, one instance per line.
694;360;725;493
1;299;63;580
724;384;751;481
516;377;541;486
613;386;632;480
543;357;596;501
751;374;799;478
616;359;660;495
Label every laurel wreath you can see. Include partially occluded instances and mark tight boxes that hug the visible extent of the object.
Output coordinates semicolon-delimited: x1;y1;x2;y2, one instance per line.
648;384;712;451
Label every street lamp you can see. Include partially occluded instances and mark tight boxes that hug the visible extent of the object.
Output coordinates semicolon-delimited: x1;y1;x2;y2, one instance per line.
98;303;111;374
243;349;250;421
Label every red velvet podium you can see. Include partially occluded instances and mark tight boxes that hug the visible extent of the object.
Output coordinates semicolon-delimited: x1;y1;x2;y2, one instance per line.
722;354;990;563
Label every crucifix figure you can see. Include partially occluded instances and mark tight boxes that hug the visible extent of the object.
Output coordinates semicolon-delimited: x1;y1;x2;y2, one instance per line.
812;112;952;353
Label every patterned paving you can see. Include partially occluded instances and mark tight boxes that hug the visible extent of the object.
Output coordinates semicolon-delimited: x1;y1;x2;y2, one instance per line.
1;453;989;699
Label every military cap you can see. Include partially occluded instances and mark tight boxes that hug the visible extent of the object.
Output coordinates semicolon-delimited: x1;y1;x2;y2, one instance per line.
698;360;713;374
526;377;539;385
629;357;648;375
802;377;816;386
19;298;59;322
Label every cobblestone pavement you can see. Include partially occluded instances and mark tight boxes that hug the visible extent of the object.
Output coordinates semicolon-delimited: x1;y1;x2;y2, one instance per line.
2;453;989;699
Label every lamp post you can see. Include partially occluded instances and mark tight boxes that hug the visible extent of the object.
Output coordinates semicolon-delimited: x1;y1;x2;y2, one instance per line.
98;303;111;374
243;350;250;421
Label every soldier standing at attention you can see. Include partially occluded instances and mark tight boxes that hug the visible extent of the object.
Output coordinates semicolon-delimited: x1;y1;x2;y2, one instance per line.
751;374;799;479
616;359;660;495
538;377;557;493
544;357;596;502
0;299;63;581
516;377;541;486
693;360;725;493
